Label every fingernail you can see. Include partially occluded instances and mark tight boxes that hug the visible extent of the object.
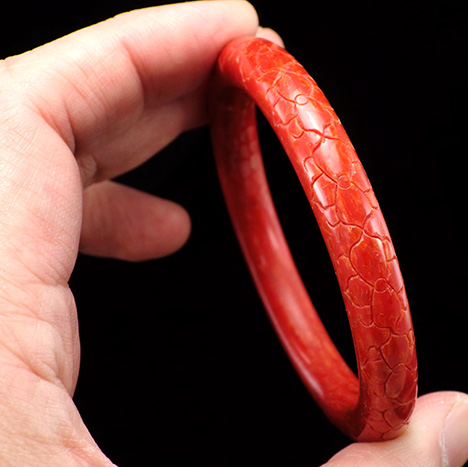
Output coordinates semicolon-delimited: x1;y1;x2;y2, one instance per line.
440;396;468;466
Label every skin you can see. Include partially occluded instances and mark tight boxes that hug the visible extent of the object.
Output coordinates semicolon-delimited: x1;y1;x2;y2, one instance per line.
0;1;467;465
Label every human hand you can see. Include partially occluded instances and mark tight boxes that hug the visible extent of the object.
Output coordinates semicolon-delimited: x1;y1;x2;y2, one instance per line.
0;1;275;464
1;0;467;465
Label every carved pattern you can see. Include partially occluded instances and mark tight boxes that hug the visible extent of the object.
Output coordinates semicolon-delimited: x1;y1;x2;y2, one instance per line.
210;37;417;441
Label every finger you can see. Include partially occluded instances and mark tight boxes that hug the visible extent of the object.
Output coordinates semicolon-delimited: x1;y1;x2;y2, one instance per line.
323;391;468;467
256;26;285;47
80;181;191;261
4;1;260;186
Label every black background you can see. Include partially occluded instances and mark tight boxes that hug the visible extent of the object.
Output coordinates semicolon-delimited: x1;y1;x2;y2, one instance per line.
2;1;467;465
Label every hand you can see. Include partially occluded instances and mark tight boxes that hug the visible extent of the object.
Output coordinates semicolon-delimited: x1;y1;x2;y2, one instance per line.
0;1;269;464
0;1;467;465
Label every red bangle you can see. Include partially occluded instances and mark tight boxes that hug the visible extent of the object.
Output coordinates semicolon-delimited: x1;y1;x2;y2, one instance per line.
209;37;417;442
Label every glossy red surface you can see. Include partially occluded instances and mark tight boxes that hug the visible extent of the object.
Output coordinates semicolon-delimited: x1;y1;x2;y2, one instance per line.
209;37;417;441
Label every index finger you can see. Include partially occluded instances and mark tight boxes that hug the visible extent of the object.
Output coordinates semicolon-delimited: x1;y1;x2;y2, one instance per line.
3;1;260;185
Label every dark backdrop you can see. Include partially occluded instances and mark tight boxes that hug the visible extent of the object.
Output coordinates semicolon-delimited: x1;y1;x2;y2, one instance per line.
2;1;467;465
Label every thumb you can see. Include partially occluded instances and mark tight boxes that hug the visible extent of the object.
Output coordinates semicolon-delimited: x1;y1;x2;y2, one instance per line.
324;391;468;467
437;392;468;467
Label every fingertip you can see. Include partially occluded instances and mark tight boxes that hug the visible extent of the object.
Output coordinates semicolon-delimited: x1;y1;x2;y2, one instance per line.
114;196;192;262
152;200;192;260
80;182;192;262
440;392;468;467
323;392;468;467
256;27;284;47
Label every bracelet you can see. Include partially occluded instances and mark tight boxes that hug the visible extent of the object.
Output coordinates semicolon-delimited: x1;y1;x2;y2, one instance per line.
209;37;417;442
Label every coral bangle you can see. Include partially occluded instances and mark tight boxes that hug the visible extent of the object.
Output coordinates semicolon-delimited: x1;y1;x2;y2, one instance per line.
209;37;417;441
